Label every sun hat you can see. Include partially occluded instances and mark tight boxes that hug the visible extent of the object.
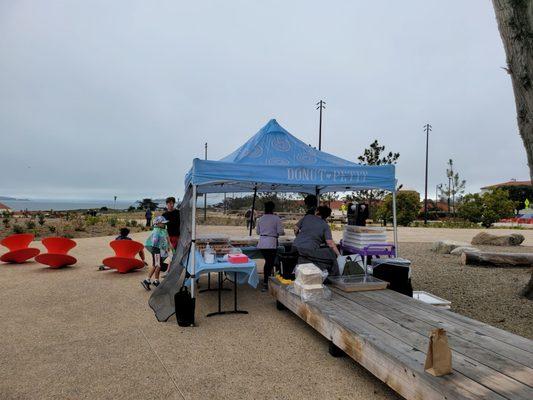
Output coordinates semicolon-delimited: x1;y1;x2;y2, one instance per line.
153;216;168;225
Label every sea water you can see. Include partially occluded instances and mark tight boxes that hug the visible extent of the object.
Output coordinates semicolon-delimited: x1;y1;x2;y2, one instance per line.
1;199;136;212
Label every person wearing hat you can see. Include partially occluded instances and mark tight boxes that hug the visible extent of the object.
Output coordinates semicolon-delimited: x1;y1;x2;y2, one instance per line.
141;216;173;290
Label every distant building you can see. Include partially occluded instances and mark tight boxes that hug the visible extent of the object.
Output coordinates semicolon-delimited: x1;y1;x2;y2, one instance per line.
480;179;531;193
0;202;12;214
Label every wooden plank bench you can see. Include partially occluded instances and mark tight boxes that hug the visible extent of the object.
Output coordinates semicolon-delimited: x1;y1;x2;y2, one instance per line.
269;278;533;400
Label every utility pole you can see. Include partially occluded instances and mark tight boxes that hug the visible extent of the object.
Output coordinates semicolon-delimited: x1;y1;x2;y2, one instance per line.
423;123;432;225
316;100;326;150
203;142;207;222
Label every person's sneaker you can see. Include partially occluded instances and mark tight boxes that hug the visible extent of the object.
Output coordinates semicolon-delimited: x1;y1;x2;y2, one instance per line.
141;280;151;291
153;280;160;288
261;283;268;292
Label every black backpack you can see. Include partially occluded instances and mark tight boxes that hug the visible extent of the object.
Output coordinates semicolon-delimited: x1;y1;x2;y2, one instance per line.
174;285;195;327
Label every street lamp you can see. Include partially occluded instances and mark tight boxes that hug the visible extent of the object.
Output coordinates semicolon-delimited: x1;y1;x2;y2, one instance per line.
423;124;432;224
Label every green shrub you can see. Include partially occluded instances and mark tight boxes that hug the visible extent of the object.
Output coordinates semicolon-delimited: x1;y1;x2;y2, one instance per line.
376;191;420;226
48;225;57;233
63;233;74;239
12;224;24;234
85;216;100;226
37;214;46;226
2;217;10;228
130;220;138;227
458;189;516;228
108;217;118;227
125;220;131;227
26;220;36;229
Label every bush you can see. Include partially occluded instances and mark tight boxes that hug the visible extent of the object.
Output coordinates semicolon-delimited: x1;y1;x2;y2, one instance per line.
48;225;57;233
458;194;483;223
128;206;136;212
2;216;10;228
108;217;118;227
376;191;420;226
85;216;100;226
130;220;138;227
37;214;46;226
458;189;516;228
73;217;85;232
26;220;36;230
12;224;24;234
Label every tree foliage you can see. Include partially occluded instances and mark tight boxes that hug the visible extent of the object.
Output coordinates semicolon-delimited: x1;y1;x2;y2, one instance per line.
376;191;420;226
137;198;158;211
354;140;400;215
441;159;466;214
458;189;516;227
501;185;533;211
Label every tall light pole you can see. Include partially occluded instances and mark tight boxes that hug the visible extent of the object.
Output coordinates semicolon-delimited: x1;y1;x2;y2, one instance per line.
203;142;207;222
423;123;432;225
316;100;326;150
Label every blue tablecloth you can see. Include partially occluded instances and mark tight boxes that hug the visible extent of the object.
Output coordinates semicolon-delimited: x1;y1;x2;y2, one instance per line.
186;251;259;288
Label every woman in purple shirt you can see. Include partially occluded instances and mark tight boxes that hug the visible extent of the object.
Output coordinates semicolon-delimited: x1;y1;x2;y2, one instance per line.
256;201;285;291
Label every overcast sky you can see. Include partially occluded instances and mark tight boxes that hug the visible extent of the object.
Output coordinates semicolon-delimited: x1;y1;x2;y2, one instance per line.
0;0;527;201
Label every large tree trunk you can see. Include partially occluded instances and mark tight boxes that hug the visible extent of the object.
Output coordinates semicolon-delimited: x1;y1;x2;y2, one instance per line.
492;0;533;298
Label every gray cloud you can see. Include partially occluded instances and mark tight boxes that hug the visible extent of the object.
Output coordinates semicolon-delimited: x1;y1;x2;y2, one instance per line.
0;0;527;200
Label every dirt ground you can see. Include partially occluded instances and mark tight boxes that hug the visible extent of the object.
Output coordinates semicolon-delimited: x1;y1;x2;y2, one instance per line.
1;226;532;399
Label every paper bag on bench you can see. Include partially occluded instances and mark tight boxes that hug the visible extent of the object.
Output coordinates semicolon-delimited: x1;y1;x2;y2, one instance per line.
424;328;452;376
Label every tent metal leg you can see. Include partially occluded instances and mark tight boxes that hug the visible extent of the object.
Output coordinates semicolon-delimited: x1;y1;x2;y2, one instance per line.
392;190;399;256
191;185;197;299
249;186;257;236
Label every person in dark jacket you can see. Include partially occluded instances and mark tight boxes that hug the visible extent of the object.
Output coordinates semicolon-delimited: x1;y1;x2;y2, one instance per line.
293;206;340;276
162;197;180;250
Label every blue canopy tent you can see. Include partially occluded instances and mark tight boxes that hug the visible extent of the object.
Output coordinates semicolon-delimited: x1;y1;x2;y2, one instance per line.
149;119;398;322
186;119;398;302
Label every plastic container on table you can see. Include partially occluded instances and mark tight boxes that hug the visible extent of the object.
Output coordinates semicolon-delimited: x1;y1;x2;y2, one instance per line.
228;253;249;264
203;243;216;264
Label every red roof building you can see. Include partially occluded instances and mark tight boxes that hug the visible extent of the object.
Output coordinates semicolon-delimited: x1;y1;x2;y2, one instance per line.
481;179;531;192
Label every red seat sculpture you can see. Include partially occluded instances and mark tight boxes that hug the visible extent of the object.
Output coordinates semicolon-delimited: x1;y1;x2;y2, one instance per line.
0;234;40;263
35;237;77;268
102;240;144;273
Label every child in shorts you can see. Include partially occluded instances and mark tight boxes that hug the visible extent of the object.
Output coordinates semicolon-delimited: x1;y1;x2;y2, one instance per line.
141;216;172;291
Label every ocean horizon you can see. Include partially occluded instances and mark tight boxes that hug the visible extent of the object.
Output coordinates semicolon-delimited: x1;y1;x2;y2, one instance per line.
1;199;137;212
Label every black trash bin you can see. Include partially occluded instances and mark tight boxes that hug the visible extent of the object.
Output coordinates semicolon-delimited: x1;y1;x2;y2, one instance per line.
278;251;299;280
371;258;413;297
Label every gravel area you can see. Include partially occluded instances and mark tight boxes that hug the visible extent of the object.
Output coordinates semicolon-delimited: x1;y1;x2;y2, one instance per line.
401;242;533;339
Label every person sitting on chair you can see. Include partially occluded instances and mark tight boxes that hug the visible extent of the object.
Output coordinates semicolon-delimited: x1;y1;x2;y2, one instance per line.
293;205;341;276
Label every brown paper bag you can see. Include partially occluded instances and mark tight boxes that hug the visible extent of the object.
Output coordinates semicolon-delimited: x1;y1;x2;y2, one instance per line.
424;328;452;376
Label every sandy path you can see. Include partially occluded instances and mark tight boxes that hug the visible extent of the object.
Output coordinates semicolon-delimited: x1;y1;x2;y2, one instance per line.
2;226;531;399
198;224;533;246
0;232;398;400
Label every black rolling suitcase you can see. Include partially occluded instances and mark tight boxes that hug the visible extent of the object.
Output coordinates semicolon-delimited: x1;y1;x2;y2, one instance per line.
278;251;299;280
174;285;195;327
371;258;413;297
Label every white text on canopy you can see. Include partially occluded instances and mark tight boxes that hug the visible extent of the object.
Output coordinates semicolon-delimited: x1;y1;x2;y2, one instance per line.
287;167;368;183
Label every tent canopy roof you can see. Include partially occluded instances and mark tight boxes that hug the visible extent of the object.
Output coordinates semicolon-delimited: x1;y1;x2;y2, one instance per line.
186;119;396;194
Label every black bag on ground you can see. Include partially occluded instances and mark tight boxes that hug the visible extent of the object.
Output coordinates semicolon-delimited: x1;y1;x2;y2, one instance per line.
278;251;299;280
342;256;365;276
174;285;195;327
371;258;413;297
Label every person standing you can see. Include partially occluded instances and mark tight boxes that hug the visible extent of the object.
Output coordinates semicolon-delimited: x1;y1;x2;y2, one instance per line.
141;216;172;290
145;208;152;227
256;201;284;291
162;196;180;250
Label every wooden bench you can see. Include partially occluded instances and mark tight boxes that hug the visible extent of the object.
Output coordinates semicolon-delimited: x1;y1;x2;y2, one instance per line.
269;278;533;400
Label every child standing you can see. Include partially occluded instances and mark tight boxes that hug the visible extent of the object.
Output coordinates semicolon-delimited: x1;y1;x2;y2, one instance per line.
141;216;172;291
